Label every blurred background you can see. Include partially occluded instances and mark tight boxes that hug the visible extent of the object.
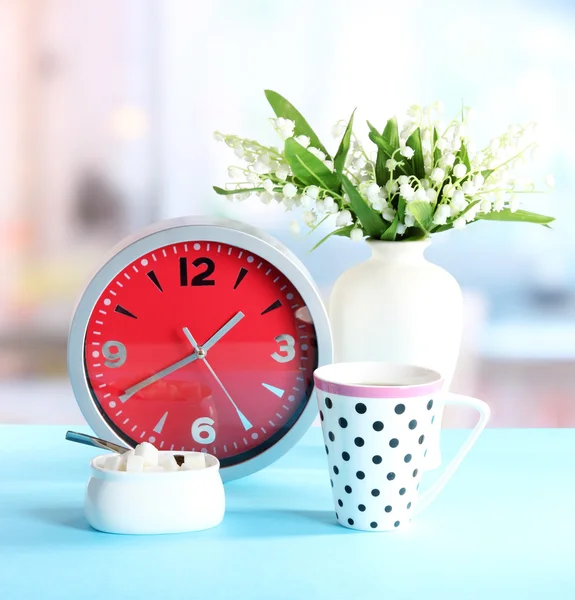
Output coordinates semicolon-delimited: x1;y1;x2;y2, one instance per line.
1;0;573;427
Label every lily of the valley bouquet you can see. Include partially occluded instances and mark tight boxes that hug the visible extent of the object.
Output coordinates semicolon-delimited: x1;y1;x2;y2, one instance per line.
214;90;554;247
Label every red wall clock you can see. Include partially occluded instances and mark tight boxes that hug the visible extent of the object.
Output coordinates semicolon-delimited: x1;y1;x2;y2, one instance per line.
68;217;333;480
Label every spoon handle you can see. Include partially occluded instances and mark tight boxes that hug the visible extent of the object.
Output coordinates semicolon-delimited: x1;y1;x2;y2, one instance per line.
65;430;128;454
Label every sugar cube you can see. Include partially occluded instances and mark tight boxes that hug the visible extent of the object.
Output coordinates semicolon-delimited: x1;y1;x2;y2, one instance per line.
103;455;122;471
183;453;205;470
126;454;145;472
134;442;159;467
159;454;179;472
143;465;166;473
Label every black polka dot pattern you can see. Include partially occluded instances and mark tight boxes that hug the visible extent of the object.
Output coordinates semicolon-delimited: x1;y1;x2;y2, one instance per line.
348;518;354;525
355;403;367;414
338;417;348;428
325;445;329;455
387;472;396;481
395;404;405;414
413;469;419;477
385;505;392;513
325;398;332;409
419;435;425;444
356;471;365;480
372;455;382;464
373;421;384;431
330;479;334;488
354;437;365;447
408;420;417;430
394;521;400;528
407;502;412;509
358;504;366;512
345;485;352;494
431;415;435;424
404;454;412;463
399;488;406;495
389;438;399;448
370;522;378;529
320;410;324;421
333;466;339;475
328;431;335;442
427;399;434;410
371;489;380;497
338;499;343;507
342;451;350;461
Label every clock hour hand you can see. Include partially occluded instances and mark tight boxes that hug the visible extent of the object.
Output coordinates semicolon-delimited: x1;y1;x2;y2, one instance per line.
182;326;253;431
202;311;244;352
119;351;198;403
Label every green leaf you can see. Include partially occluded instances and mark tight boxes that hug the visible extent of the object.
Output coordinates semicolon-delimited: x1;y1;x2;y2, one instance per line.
407;201;433;232
398;196;406;221
432;128;442;165
264;90;330;158
213;186;263;196
284;138;340;192
340;174;386;238
383;117;400;151
405;128;425;179
476;209;555;226
380;214;399;241
481;169;494;181
457;142;471;172
334;109;356;173
367;119;406;184
310;225;354;251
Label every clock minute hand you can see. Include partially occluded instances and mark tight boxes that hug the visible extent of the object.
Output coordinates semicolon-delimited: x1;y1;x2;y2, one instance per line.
119;351;198;403
201;311;245;352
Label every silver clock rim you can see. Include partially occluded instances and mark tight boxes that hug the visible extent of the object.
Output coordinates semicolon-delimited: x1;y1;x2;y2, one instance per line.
67;216;333;482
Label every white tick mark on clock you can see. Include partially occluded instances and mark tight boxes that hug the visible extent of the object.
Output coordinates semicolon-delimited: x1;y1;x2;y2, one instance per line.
265;269;272;275
276;413;283;420
184;243;188;251
131;425;137;432
162;249;167;257
103;299;111;306
301;356;308;361
99;383;107;388
217;244;221;252
288;395;295;402
160;441;165;448
109;401;116;408
141;258;149;267
93;331;101;336
95;321;103;325
207;243;210;251
152;253;157;261
233;442;237;449
123;418;129;425
293;387;300;391
153;411;168;434
257;262;263;269
100;383;106;388
116;410;122;416
261;428;267;434
300;335;308;339
283;405;289;411
280;285;287;291
251;432;259;440
262;383;285;398
224;445;228;452
201;448;207;453
109;291;117;296
269;421;275;427
132;266;139;273
298;324;305;329
91;342;100;346
92;351;100;358
95;374;103;378
170;444;174;451
247;256;254;263
301;344;308;351
194;243;201;250
291;304;299;309
297;377;304;382
287;293;294;300
124;273;130;280
238;250;243;258
116;281;123;287
299;367;306;371
181;446;185;451
243;438;248;445
228;247;233;255
273;277;279;283
173;246;177;254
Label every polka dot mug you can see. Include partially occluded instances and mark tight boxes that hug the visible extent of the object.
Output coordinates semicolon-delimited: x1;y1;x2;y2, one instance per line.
314;362;490;532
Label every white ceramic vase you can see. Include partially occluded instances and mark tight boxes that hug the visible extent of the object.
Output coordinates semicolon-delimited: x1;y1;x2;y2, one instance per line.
329;240;463;469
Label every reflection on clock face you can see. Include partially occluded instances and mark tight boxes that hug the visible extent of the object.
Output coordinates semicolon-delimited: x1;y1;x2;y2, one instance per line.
83;241;318;467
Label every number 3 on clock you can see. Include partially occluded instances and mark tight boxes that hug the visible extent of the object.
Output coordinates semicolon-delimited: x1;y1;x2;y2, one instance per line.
272;334;295;363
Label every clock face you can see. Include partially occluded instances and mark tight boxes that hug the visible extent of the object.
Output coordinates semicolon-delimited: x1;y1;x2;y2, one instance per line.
83;240;318;467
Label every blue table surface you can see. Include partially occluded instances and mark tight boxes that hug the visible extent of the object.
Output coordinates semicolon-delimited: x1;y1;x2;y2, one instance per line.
1;425;574;600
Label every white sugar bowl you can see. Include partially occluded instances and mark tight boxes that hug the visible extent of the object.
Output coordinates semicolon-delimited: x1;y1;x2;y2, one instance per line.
85;451;225;534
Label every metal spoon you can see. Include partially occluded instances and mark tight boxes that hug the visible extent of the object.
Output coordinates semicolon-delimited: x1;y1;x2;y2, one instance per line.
65;431;186;466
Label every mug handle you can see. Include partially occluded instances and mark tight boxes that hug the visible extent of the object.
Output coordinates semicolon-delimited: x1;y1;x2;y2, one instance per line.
414;393;491;515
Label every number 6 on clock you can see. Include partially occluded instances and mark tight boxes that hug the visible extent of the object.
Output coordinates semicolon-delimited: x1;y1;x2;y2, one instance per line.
272;334;295;363
191;416;216;444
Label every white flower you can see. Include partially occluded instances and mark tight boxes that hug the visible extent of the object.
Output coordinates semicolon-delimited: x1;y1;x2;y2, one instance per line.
451;190;467;210
308;147;326;161
283;196;296;210
420;178;431;190
443;184;456;198
289;220;300;235
426;188;438;203
323;160;334;171
336;209;353;227
234;146;245;159
382;207;396;222
453;163;467;179
386;180;399;195
465;205;480;222
301;194;314;209
493;195;505;212
509;194;520;213
386;158;399;171
247;171;260;185
421;129;431;144
262;179;275;193
452;216;466;230
273;193;283;204
283;183;297;198
423;156;433;171
234;192;250;201
546;174;555;188
275;164;290;181
328;203;339;214
366;182;382;202
440;153;456;168
400;146;415;159
353;155;367;170
473;174;485;189
315;200;326;213
258;191;273;205
294;135;310;148
480;197;492;213
398;175;409;185
323;196;335;210
227;166;243;180
430;167;445;183
462;181;476;195
396;223;407;236
451;137;462;152
414;188;428;202
213;131;225;142
436;137;448;151
399;183;415;201
303;210;316;226
432;204;451;225
350;228;364;242
407;104;422;119
273;117;295;139
306;186;320;199
331;120;347;139
404;213;415;227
